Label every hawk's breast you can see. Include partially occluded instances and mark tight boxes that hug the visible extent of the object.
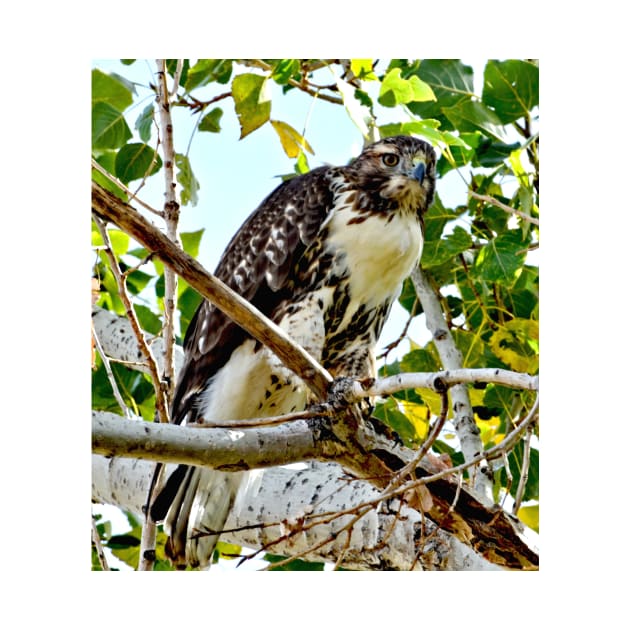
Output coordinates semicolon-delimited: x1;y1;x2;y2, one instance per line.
324;195;423;330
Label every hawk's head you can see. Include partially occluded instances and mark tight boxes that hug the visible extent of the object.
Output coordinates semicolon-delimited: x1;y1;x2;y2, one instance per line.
348;136;436;215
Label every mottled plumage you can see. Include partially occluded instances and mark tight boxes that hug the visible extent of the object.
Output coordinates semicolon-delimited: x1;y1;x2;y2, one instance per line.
150;135;436;568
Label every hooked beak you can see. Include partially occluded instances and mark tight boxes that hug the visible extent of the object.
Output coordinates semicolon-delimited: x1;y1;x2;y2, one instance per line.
411;161;426;185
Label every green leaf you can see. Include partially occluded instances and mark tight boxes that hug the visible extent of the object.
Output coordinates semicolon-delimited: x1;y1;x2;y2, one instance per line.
400;348;440;373
178;285;203;338
180;229;204;258
232;73;271;138
397;276;420;313
483;60;539;124
135;104;154;143
175;153;200;207
379;120;469;149
270;120;314;158
378;67;436;107
108;229;129;256
271;59;300;85
92;102;132;150
373;399;424;447
335;77;372;138
483;384;515;418
92;152;127;200
133;304;162;335
500;442;539;502
295;151;310;174
92;69;133;111
185;59;233;90
422;194;463;242
125;269;153;295
475;230;528;284
264;554;325;571
421;226;472;268
455;269;484;330
198;107;223;133
215;541;242;561
405;59;475;125
474;138;521;168
115;143;162;185
166;59;190;87
442;100;506;142
451;329;488;368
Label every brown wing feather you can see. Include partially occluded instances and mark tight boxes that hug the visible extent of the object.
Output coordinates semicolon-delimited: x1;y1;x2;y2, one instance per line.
170;166;336;425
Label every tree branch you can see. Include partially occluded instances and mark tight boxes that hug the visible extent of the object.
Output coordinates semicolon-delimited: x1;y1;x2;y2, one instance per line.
93;456;502;570
154;59;180;405
468;190;539;226
412;267;495;502
92;402;539;570
92;215;170;424
91;181;332;399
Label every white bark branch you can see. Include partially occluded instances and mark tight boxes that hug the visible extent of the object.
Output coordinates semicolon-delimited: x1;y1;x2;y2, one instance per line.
92;455;502;571
92;410;319;470
412;267;495;503
91;406;539;570
353;368;538;398
92;305;184;376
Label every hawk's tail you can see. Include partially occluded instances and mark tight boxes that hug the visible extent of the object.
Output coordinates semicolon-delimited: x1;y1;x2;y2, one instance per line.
150;465;245;570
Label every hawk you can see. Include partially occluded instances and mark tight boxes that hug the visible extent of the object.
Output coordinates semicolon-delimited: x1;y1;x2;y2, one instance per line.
150;135;437;569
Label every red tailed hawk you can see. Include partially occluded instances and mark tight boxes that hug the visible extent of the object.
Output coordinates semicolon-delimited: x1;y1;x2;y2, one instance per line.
150;135;437;568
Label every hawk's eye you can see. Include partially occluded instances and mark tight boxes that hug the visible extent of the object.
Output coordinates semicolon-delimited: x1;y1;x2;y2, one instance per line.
382;153;400;167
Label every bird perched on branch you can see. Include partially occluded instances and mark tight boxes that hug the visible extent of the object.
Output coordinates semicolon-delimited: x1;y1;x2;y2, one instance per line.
150;135;436;569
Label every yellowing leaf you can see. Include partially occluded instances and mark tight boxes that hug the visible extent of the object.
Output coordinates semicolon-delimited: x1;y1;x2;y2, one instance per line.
468;387;486;408
215;541;242;560
517;504;539;532
270;120;314;158
400;401;431;440
232;73;271;138
476;415;504;447
415;388;451;421
490;319;539;373
350;59;377;80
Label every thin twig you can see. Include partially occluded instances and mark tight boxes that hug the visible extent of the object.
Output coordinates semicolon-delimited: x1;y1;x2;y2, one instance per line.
92;325;132;418
501;452;513;509
513;422;534;515
169;59;183;98
241;59;344;105
194;408;331;429
382;390;450;495
92;214;170;424
377;297;418;360
469;190;539;226
154;59;180;405
91;158;163;217
91;515;110;571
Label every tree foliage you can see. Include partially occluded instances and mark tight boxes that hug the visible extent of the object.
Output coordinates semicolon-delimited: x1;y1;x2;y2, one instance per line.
91;58;539;571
